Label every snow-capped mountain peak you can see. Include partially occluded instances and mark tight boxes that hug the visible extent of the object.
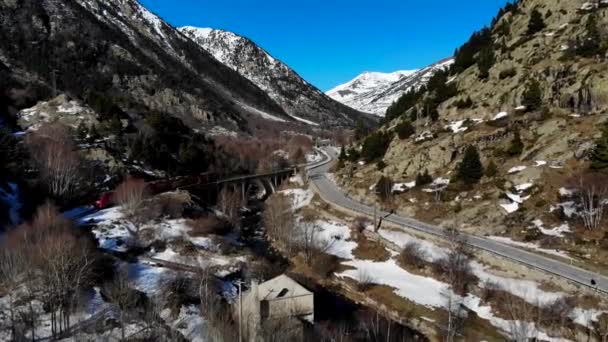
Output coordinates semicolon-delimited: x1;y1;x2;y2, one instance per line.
327;70;417;104
179;26;374;127
180;26;213;39
327;58;454;116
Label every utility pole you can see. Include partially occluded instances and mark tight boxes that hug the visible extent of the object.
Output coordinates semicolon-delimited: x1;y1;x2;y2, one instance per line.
373;202;377;230
238;281;243;342
51;69;59;97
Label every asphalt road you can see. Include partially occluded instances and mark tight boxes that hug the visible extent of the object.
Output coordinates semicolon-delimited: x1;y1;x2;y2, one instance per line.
308;147;608;294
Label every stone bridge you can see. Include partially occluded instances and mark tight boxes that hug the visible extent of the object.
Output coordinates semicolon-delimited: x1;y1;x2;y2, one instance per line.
179;168;298;203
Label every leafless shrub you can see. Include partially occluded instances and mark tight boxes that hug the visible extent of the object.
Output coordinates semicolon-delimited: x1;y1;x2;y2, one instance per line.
498;290;542;341
163;275;196;317
481;281;502;302
356;310;412;342
187;216;228;236
399;241;428;269
352;216;371;236
25;122;88;201
566;172;608;230
206;298;238;342
357;268;375;291
311;253;341;278
153;190;192;218
540;296;574;330
258;313;305;342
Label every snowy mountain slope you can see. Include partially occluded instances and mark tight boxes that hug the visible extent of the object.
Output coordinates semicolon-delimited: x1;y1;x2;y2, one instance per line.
179;26;376;127
326;70;416;107
327;59;454;116
0;0;292;132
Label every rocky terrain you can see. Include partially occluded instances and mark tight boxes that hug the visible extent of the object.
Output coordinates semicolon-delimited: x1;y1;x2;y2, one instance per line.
336;0;608;269
327;58;454;116
0;0;298;133
180;26;375;127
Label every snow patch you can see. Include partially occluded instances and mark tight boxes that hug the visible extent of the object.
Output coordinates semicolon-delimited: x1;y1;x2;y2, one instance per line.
492;111;509;121
508;165;527;174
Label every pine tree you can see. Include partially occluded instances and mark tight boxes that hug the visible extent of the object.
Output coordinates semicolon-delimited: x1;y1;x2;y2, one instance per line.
522;79;542;111
395;121;416;139
361;131;392;162
416;169;433;186
76;121;88;141
577;14;602;57
527;9;546;35
458;145;483;185
507;130;524;156
591;123;608;170
375;176;393;201
477;47;495;79
338;145;347;161
354;119;368;141
88;124;100;143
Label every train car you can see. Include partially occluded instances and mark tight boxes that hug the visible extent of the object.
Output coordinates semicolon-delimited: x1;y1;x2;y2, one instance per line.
95;192;114;209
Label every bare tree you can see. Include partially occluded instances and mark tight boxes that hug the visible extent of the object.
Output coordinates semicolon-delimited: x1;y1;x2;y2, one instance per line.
0;246;25;341
439;228;475;341
594;313;608;342
439;228;476;295
499;289;542;341
33;228;96;339
114;177;149;219
263;193;295;251
297;220;336;266
25;122;87;201
442;289;468;342
1;202;97;340
113;177;152;246
103;269;139;342
218;187;244;229
568;173;608;230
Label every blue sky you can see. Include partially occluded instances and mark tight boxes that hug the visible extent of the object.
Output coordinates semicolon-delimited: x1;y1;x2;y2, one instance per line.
140;0;510;91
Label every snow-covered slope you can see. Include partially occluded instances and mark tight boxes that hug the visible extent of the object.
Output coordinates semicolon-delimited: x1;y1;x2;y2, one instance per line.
179;26;375;127
327;59;454;116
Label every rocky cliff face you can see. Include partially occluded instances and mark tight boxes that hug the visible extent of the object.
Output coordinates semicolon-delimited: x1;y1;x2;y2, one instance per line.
179;26;376;127
340;0;608;237
0;0;294;133
327;59;454;116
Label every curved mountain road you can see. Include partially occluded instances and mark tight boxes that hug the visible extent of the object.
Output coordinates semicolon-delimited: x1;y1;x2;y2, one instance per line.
308;147;608;294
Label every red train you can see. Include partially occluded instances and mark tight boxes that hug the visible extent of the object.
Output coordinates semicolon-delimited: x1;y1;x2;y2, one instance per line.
94;172;217;209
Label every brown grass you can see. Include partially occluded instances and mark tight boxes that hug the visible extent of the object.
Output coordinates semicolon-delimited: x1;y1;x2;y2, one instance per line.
352;237;390;262
186;216;228;236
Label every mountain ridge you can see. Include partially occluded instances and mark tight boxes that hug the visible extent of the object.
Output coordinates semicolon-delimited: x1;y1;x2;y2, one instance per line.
179;26;376;127
327;58;454;116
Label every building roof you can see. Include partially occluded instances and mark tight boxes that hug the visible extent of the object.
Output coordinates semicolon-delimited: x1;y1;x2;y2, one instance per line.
257;274;312;301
